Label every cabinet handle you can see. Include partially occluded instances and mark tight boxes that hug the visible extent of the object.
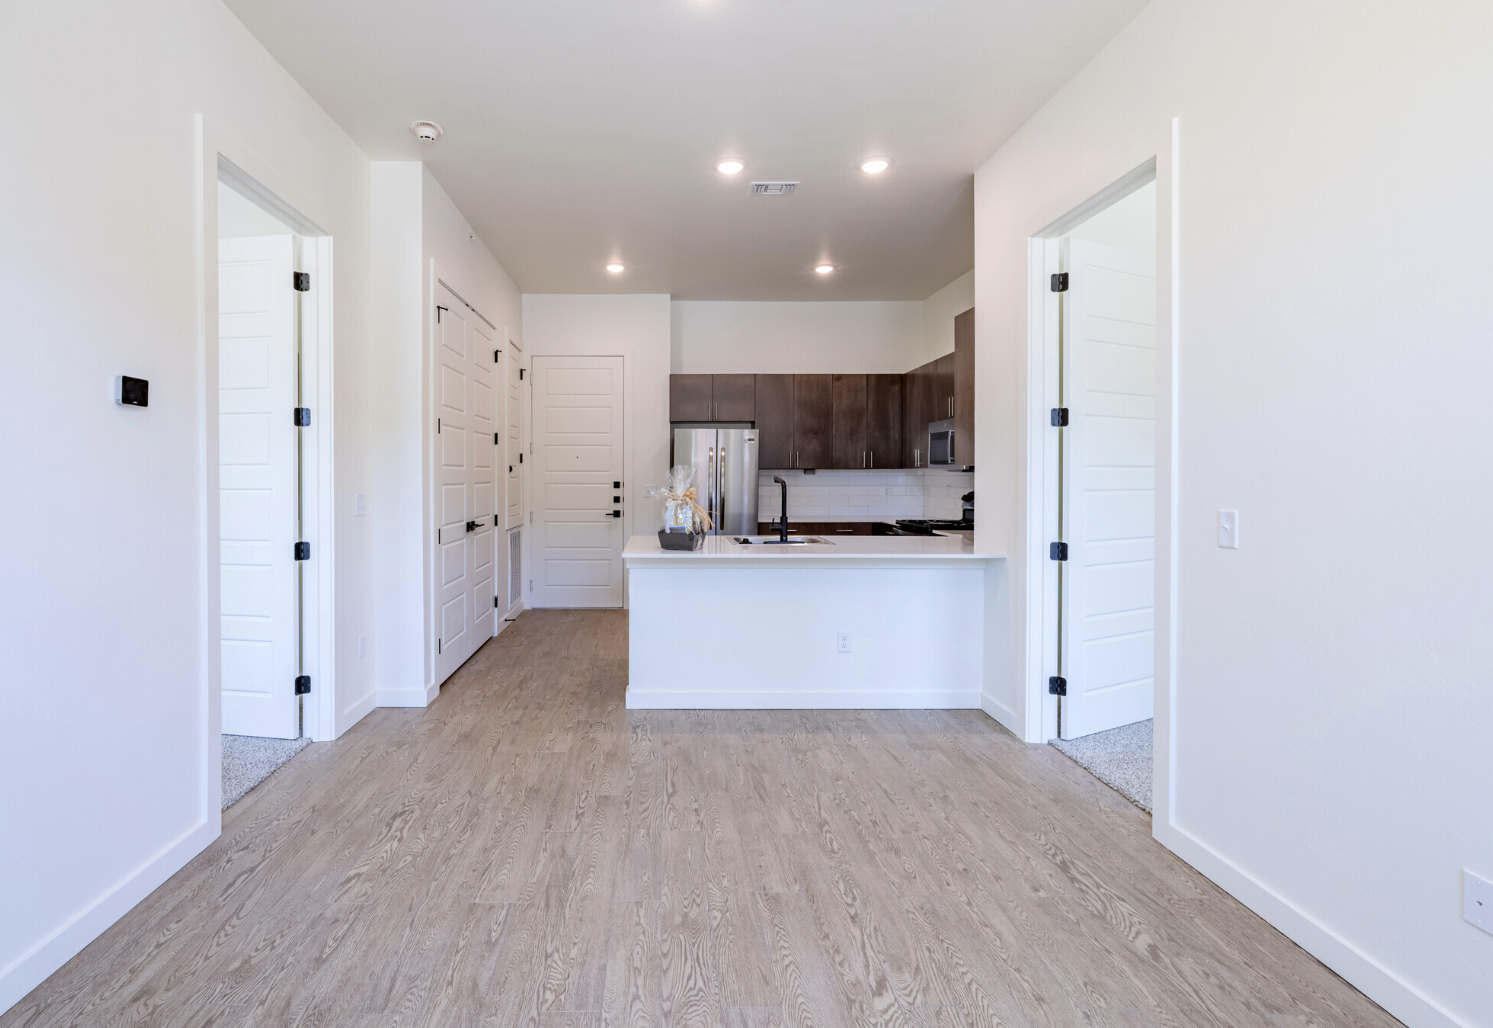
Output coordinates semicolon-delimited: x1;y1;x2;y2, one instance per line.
870;450;874;468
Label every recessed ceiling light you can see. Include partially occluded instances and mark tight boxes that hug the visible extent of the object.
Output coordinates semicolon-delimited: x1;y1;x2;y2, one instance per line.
814;264;835;275
860;158;889;174
606;263;625;273
716;159;745;175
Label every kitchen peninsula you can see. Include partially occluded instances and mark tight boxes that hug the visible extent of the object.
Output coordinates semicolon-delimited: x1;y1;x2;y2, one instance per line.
623;532;1002;709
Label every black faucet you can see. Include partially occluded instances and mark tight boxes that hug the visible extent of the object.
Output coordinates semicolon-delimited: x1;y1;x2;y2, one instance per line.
773;476;789;542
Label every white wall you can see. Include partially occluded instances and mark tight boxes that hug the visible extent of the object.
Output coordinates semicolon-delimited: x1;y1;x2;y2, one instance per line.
369;164;522;705
972;2;1493;1025
0;0;376;1012
218;179;294;236
1065;179;1156;260
524;295;672;540
671;300;924;374
919;270;975;365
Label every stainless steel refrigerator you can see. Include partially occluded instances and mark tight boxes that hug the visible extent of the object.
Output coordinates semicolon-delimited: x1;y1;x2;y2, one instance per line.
671;428;759;535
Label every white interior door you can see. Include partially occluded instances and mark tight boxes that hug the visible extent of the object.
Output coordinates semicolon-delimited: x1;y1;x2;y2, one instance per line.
1059;237;1157;739
532;355;625;608
218;235;300;739
432;285;497;684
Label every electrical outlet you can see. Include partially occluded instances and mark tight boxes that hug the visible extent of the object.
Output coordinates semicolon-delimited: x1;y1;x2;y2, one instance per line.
358;634;366;659
1466;869;1493;935
644;485;659;498
1218;509;1239;549
837;632;852;654
355;493;367;516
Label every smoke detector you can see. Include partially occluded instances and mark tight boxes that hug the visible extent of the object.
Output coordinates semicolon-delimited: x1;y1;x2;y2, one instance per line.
750;181;798;195
410;120;443;143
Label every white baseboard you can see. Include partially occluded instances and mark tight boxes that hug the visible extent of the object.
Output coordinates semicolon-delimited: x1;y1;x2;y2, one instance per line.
0;818;218;1016
980;692;1024;738
333;688;378;739
1154;821;1471;1028
625;689;981;710
376;681;437;708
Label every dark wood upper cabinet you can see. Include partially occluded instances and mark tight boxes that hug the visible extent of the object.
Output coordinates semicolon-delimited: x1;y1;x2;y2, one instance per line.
792;374;833;469
754;374;794;469
669;374;712;422
867;374;903;470
712;374;755;421
831;374;868;469
954;307;975;466
905;360;936;467
934;353;956;422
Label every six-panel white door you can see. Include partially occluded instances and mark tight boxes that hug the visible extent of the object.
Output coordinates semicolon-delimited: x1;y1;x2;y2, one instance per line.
1059;237;1157;739
433;285;497;685
532;355;625;608
218;235;300;739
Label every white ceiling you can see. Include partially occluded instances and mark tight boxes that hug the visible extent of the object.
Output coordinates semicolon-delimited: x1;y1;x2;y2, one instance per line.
224;0;1149;300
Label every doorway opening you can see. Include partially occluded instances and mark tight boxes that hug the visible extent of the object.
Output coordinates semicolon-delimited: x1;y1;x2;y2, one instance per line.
1039;175;1160;809
214;170;326;808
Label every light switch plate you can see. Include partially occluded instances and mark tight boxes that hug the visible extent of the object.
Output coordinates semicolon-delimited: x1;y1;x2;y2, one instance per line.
355;493;367;516
644;485;659;498
1466;869;1493;935
1218;510;1239;549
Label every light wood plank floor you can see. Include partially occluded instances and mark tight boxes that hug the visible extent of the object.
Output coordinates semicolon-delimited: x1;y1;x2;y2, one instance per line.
4;609;1401;1028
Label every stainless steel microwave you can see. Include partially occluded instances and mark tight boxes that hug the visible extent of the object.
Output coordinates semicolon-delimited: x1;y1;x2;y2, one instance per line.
927;418;958;468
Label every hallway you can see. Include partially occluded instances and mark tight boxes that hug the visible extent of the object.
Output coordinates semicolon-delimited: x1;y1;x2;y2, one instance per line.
4;610;1399;1027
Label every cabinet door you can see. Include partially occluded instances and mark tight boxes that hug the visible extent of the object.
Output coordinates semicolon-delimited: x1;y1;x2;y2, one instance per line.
954;307;975;466
755;374;794;469
792;374;833;469
867;374;903;469
905;361;935;467
712;374;755;421
935;354;956;421
669;374;713;422
831;374;868;469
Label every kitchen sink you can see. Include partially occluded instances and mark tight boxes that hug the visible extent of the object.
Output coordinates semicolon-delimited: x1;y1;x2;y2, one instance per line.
732;535;833;545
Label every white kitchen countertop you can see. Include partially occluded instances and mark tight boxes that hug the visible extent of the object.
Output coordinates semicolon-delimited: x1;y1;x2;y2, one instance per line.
623;531;1002;568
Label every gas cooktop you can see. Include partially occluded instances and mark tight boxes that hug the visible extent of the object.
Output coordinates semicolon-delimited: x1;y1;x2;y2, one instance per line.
891;518;974;536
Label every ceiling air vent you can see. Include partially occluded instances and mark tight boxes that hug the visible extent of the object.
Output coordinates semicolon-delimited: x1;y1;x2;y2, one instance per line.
750;181;799;195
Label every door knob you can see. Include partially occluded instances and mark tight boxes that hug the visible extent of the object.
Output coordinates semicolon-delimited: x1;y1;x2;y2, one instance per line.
609;510;622;518
466;519;483;532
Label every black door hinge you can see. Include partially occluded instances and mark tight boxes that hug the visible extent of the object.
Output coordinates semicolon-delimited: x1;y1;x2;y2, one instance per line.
1050;407;1069;427
494;349;501;362
518;453;523;463
494;432;500;444
494;596;500;608
1048;676;1067;696
294;407;311;427
437;418;441;433
436;305;448;322
1050;541;1068;561
519;368;525;380
438;638;442;654
294;541;310;561
293;272;310;292
1050;272;1069;292
295;674;311;695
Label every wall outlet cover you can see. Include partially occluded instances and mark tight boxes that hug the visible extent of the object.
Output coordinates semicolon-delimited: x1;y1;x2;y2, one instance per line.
358;634;366;659
836;632;852;653
1466;869;1492;935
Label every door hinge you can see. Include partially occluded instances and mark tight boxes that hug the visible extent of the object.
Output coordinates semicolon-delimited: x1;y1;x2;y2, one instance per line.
438;638;442;654
437;418;441;434
293;272;310;292
1050;407;1069;427
294;407;311;427
436;304;448;322
494;432;500;444
519;367;525;380
294;541;310;561
1049;541;1068;561
1048;676;1067;696
494;596;500;608
295;674;311;695
1050;272;1069;292
438;528;442;544
518;453;523;463
494;349;501;362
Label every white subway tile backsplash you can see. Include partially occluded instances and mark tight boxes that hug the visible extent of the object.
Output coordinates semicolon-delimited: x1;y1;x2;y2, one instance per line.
753;469;973;522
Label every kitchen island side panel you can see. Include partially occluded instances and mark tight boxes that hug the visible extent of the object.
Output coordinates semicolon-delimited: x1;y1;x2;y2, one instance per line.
626;564;984;709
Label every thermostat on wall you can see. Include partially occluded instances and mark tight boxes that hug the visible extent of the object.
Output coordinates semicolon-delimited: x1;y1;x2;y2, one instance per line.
115;376;148;408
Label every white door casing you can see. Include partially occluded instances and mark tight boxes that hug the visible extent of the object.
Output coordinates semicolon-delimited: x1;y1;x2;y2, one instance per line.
218;234;300;739
503;345;525;616
432;284;497;684
1059;237;1157;739
532;355;625;608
